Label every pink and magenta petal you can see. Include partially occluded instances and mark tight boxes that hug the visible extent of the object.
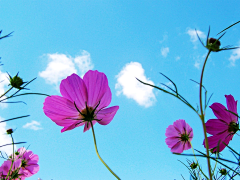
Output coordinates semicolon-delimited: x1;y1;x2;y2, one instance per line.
96;106;119;125
210;103;232;124
60;73;88;110
165;137;180;148
225;94;238;122
205;119;228;135
83;70;110;108
165;125;181;138
83;121;97;132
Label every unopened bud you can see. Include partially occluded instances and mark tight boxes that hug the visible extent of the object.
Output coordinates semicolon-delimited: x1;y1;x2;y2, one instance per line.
8;72;25;90
190;162;198;169
207;38;221;52
6;128;13;134
219;168;227;176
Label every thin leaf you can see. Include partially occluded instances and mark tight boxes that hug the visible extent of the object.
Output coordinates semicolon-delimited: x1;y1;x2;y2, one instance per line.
0;115;30;123
217;21;240;35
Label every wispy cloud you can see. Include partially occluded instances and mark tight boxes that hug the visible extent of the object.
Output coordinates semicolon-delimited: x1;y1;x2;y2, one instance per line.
187;28;206;49
23;120;42;130
0;117;14;155
0;71;9;108
229;48;240;66
115;62;156;108
160;81;173;90
161;47;170;57
159;33;168;44
39;50;94;88
175;56;180;61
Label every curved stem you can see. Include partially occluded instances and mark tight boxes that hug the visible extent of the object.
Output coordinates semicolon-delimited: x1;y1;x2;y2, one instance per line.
0;87;13;99
6;134;15;180
199;50;212;180
90;121;121;180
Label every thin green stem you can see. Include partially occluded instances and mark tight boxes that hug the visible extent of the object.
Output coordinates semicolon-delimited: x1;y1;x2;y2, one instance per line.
199;50;212;180
190;142;208;180
90;121;121;180
6;134;15;180
0;87;13;99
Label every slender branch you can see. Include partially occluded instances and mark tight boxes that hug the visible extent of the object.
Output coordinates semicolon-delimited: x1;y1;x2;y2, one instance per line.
199;50;212;180
90;121;121;180
0;87;13;99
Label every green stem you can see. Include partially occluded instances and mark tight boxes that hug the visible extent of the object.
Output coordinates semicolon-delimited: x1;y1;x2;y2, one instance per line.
6;134;15;180
0;87;13;99
190;142;208;180
90;121;121;180
199;50;212;180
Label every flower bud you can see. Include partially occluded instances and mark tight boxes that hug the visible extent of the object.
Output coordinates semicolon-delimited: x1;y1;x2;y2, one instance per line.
6;128;13;134
8;72;25;89
219;168;227;176
207;38;221;52
190;162;198;169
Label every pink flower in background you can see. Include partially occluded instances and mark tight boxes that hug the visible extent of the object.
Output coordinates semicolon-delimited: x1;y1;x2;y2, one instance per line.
204;95;239;152
15;147;39;178
165;119;193;153
0;159;22;179
43;70;119;132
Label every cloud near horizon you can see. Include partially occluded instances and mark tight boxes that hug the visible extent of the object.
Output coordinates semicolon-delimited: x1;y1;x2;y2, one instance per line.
115;62;156;108
39;50;94;88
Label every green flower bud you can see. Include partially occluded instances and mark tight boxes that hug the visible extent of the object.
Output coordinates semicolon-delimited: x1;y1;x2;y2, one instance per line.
190;162;198;169
206;38;221;52
219;168;227;176
8;72;26;89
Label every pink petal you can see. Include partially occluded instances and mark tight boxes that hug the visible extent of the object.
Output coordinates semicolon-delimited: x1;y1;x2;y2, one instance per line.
204;131;228;150
210;103;232;123
25;164;39;176
96;106;119;125
83;70;111;109
165;125;181;138
205;119;228;135
165;137;180;148
173;119;186;134
43;96;81;128
83;121;97;132
61;122;85;133
183;141;191;151
60;73;88;110
225;94;238;123
170;141;184;153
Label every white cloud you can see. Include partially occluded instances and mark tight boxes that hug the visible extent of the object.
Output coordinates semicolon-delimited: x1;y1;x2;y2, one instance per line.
23;120;42;130
74;50;94;77
0;71;9;108
194;61;200;69
161;47;170;57
115;62;156;108
39;51;94;88
229;48;240;66
187;28;206;49
0;117;14;155
159;33;168;44
175;56;180;61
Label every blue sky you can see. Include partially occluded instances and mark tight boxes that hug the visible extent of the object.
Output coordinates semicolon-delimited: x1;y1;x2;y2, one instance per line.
0;1;240;180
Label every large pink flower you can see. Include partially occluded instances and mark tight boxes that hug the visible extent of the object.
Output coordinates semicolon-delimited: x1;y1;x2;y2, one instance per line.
203;95;239;152
165;119;193;153
43;70;119;132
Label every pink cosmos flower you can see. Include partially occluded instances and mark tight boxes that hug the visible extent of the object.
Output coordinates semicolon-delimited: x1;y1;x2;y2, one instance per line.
165;119;193;153
0;159;22;179
43;70;119;132
203;95;239;152
15;147;39;178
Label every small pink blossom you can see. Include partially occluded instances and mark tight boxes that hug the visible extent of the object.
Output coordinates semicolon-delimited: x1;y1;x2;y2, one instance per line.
0;159;22;179
165;119;193;153
16;147;40;177
203;95;239;152
43;70;119;132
